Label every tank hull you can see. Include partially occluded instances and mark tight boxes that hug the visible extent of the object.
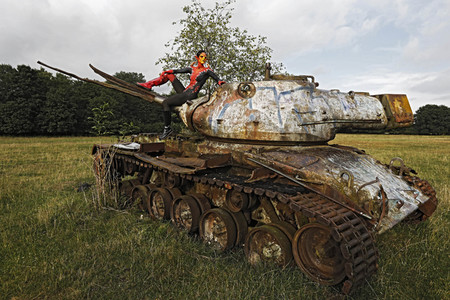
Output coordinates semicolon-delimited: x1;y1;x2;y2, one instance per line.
92;133;437;294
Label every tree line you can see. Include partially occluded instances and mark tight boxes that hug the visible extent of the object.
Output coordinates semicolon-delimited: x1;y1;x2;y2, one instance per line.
0;64;165;136
401;104;450;135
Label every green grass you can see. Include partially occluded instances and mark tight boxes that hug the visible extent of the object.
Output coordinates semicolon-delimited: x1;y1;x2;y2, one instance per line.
0;134;448;299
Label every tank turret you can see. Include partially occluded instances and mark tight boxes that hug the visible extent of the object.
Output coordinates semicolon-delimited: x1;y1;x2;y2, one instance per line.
179;76;413;143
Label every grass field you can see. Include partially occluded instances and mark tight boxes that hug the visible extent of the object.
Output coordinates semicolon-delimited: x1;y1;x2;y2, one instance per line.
0;134;448;299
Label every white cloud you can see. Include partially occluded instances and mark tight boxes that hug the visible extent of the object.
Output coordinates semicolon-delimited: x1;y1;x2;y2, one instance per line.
0;0;186;78
382;0;450;65
336;68;450;111
232;0;365;56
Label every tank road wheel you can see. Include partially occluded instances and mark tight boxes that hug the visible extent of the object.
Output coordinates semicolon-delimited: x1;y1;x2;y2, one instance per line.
131;185;149;211
149;188;174;220
171;195;202;233
163;172;183;188
166;187;182;201
143;184;157;215
118;180;134;207
119;180;133;196
230;211;248;247
271;221;297;242
245;224;293;267
190;193;211;214
199;208;237;251
293;223;346;285
226;190;249;212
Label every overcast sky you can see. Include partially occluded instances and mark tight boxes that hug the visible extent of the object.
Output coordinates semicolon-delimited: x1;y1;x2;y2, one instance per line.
1;0;449;111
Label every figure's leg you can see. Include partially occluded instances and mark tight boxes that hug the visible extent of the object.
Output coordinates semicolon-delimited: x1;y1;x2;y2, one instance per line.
163;92;193;109
159;108;173;139
171;77;185;94
137;73;178;90
159;93;190;139
162;111;171;127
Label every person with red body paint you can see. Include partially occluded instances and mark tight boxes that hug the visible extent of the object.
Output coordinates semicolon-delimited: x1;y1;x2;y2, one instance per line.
137;50;226;139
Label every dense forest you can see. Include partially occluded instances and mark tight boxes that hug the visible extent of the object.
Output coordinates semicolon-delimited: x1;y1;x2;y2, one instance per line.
0;64;167;136
0;64;448;136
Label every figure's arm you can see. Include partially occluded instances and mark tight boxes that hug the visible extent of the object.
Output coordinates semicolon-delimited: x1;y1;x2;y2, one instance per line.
207;70;226;85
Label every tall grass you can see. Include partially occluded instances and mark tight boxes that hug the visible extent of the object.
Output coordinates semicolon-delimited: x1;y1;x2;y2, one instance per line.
0;134;448;299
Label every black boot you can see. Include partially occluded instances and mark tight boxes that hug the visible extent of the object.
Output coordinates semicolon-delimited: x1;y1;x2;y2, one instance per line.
159;126;173;140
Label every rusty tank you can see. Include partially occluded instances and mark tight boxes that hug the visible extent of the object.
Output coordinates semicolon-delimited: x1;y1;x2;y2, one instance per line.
39;61;438;295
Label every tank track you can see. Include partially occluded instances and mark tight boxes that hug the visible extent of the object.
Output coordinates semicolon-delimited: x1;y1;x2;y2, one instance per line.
110;152;379;295
289;193;378;294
